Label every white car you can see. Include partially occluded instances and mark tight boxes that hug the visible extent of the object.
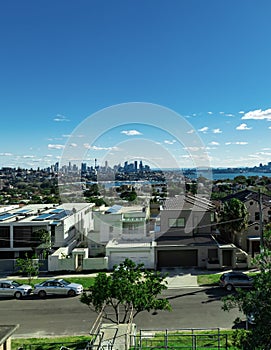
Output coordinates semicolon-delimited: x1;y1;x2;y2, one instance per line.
0;280;32;299
33;278;83;298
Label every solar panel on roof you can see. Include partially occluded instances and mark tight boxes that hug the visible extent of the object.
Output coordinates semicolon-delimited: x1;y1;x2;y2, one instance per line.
50;208;64;214
15;209;32;214
32;213;53;221
105;205;122;214
0;213;16;221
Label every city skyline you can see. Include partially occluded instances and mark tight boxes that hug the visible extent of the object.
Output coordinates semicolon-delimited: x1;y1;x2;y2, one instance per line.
1;1;271;169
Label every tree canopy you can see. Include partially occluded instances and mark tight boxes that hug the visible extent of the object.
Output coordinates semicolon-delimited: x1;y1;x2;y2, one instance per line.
15;253;40;284
219;198;248;244
222;249;271;349
80;259;171;324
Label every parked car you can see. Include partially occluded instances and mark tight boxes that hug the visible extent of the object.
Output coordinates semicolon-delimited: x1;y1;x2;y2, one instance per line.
219;271;253;291
0;280;32;299
33;279;83;298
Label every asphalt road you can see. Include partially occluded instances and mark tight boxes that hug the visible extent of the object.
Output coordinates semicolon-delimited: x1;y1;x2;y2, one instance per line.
0;287;243;338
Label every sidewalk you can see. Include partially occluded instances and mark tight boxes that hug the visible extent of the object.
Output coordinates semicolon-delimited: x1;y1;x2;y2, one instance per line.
4;268;225;289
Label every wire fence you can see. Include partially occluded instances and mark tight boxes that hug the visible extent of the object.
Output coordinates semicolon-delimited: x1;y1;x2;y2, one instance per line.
131;328;229;350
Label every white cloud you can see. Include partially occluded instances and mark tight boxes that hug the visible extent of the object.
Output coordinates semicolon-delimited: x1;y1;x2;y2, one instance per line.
0;152;13;156
207;111;213;115
236;123;252;130
53;114;70;122
164;140;176;145
48;144;65;150
183;146;206;152
187;129;195;134
23;155;35;158
239;111;245;114
225;113;234;117
121;130;142;136
84;144;119;151
69;143;77;148
213;128;222;134
47;137;63;141
219;112;224;115
225;142;248;145
198;126;208;133
209;141;220;146
242;108;271;121
255;151;271;156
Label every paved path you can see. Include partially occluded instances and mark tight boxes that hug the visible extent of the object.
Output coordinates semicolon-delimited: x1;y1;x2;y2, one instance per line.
165;273;199;288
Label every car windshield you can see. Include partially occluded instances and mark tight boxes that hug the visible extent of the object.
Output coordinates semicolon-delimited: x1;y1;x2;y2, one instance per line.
58;279;70;285
11;281;21;287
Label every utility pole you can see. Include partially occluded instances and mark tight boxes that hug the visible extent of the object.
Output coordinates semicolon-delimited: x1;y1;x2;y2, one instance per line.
258;189;264;251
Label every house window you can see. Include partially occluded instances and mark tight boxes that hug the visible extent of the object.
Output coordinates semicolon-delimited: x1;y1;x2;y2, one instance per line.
168;218;185;228
255;212;260;221
0;227;10;248
109;226;114;233
210;212;215;222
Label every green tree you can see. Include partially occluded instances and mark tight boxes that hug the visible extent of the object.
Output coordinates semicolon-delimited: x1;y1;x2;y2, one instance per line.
219;198;248;244
15;253;40;284
33;228;51;258
80;259;171;324
119;190;137;201
222;249;271;349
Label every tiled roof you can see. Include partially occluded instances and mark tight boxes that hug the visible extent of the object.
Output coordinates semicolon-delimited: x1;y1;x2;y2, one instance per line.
161;195;215;211
221;189;271;204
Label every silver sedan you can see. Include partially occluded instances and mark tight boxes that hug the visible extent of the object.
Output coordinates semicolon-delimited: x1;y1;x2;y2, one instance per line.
33;278;83;298
0;280;32;299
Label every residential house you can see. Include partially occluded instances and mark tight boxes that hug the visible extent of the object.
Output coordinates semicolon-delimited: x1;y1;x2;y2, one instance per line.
90;204;155;269
0;202;95;273
155;194;239;269
221;190;271;257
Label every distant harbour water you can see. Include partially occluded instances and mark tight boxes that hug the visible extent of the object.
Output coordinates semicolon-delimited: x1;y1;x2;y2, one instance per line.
196;171;271;181
87;171;271;189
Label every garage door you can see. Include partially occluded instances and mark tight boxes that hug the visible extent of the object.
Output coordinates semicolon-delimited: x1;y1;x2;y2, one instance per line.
157;250;198;268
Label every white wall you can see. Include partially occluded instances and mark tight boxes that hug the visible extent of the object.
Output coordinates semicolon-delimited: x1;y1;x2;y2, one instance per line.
106;243;156;270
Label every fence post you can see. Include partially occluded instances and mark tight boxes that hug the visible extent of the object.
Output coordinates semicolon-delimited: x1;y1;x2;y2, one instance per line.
192;329;196;350
218;328;221;349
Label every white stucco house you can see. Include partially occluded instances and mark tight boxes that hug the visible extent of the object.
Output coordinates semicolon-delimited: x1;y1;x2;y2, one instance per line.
90;204;156;269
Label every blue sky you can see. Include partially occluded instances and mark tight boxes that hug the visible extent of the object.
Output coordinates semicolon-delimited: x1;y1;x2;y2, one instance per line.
1;0;271;169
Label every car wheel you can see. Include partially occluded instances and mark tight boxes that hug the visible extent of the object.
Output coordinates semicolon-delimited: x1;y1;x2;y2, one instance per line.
68;289;76;297
226;284;234;292
38;290;46;298
14;291;22;299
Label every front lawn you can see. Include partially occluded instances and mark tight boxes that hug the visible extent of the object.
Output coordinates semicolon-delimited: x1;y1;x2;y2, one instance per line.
197;273;221;286
197;271;258;287
12;330;242;350
12;335;91;350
